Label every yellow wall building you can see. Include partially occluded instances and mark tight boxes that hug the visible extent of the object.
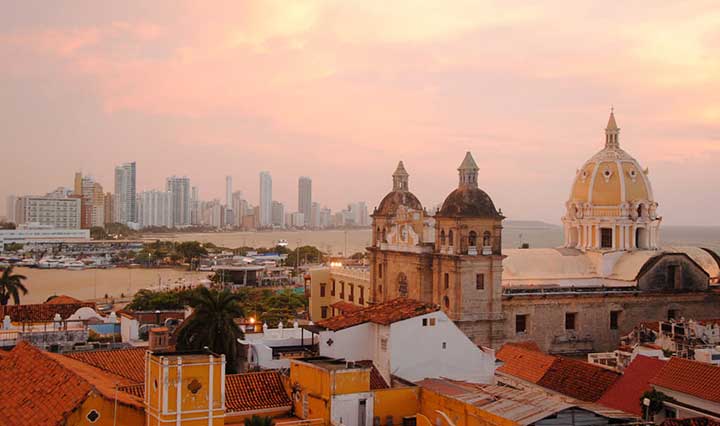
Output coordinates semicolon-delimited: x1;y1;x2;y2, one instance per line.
308;266;371;323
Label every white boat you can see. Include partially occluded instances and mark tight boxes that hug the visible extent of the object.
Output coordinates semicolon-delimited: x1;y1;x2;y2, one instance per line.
38;258;62;269
18;258;37;267
62;260;85;270
277;239;289;247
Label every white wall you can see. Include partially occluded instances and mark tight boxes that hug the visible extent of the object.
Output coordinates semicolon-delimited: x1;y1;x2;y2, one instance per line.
331;393;373;426
319;322;375;361
120;315;139;342
389;311;495;384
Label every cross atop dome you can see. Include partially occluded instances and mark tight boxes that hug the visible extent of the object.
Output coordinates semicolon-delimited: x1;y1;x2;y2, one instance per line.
605;108;620;149
457;151;479;188
393;161;409;191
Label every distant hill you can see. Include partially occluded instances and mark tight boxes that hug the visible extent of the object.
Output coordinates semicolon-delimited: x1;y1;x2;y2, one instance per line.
504;220;561;229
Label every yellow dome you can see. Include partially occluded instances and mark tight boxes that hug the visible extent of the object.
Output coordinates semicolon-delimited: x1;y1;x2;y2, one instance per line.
569;112;654;207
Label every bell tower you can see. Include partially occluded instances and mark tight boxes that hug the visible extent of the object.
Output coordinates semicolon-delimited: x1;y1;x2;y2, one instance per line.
145;350;225;426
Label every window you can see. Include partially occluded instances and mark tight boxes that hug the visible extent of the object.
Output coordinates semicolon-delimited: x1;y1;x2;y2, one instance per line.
340;282;345;299
440;230;446;245
429;318;436;326
422;318;428;326
468;231;477;247
378;264;383;279
610;310;620;330
86;410;100;423
448;230;454;246
442;342;447;350
444;273;450;289
565;312;577;330
380;338;388;351
601;228;613;248
331;279;336;296
349;284;354;302
321;306;328;319
398;273;408;297
516;314;528;334
359;286;365;305
476;274;485;290
320;283;326;297
668;309;678;321
443;296;450;309
483;231;491;247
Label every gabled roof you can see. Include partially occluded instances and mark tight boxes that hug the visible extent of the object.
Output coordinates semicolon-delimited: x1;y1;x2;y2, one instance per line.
496;344;555;383
317;298;439;331
651;357;720;403
225;371;292;413
598;355;666;416
65;347;146;383
496;344;620;402
330;300;363;314
0;342;142;426
537;357;619;402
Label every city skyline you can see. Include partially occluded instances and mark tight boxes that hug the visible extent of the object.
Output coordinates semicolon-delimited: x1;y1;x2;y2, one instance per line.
1;2;719;225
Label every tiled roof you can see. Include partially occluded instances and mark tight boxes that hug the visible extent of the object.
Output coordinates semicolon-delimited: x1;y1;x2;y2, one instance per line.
355;360;389;390
65;347;146;383
0;342;141;426
224;371;292;413
505;341;542;352
0;301;95;322
318;298;439;331
496;344;555;383
330;301;363;314
662;418;720;426
118;383;144;399
537;357;620;402
597;355;666;416
45;295;85;305
651;357;720;403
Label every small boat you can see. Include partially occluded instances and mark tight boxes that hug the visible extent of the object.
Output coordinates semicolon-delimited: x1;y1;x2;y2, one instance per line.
277;239;289;247
63;261;86;270
18;258;37;267
38;258;61;269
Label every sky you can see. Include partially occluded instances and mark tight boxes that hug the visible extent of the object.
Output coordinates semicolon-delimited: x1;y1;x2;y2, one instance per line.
1;1;718;225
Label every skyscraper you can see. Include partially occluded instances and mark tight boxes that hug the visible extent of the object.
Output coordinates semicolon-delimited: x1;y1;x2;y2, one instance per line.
114;162;137;224
137;190;173;228
225;176;232;207
271;201;285;228
298;176;312;227
166;176;191;227
259;171;272;227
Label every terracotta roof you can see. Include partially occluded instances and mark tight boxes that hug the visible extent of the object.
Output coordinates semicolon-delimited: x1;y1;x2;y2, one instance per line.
224;371;291;413
496;344;555;383
317;298;439;331
356;360;389;390
537;357;620;402
662;418;720;426
597;355;666;416
330;300;363;314
65;347;146;383
45;295;84;305
651;357;720;403
118;383;144;399
0;342;142;426
0;301;95;322
505;341;542;352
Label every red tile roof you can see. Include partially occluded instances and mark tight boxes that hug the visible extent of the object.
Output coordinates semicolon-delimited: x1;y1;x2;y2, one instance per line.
223;371;292;413
65;347;146;383
496;344;556;383
0;342;142;426
505;340;542;352
330;301;364;314
537;357;620;402
355;360;389;390
0;301;96;322
45;295;85;305
318;298;439;331
651;357;720;403
598;355;666;416
662;418;720;426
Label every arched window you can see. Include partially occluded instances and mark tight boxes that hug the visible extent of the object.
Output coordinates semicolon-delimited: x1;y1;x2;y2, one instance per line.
448;230;454;246
443;296;450;309
468;231;477;247
483;231;491;247
376;227;381;243
382;228;387;243
440;230;446;245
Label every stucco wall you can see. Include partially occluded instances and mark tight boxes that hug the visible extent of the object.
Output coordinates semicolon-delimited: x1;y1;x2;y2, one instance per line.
638;254;709;292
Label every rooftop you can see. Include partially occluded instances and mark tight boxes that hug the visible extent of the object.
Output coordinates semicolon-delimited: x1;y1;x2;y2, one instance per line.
651;357;720;403
65;347;146;383
0;299;96;322
597;355;666;416
496;343;555;383
317;298;439;331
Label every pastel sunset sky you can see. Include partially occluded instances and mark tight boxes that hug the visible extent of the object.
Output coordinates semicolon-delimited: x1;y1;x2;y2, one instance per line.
1;1;718;225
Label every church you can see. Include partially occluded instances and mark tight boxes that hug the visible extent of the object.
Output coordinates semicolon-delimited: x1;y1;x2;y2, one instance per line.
366;111;720;353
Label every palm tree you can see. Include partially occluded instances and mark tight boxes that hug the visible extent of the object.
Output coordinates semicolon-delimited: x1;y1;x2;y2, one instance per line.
176;287;245;373
0;265;28;306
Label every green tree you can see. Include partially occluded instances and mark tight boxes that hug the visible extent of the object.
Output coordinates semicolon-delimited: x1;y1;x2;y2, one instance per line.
0;221;16;230
4;243;24;252
244;415;273;426
175;241;208;267
90;226;109;240
640;389;672;420
0;265;28;305
285;245;324;266
176;288;245;373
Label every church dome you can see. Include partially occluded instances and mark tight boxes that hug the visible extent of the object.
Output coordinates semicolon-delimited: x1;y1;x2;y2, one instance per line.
374;161;423;216
437;152;501;218
569;111;654;207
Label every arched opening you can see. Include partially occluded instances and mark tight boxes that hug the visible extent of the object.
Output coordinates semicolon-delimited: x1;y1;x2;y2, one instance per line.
382;228;387;243
397;273;408;297
376;227;381;244
636;227;649;249
448;230;454;246
600;228;613;249
443;296;450;309
637;204;645;218
482;231;492;247
468;231;477;247
440;230;446;245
